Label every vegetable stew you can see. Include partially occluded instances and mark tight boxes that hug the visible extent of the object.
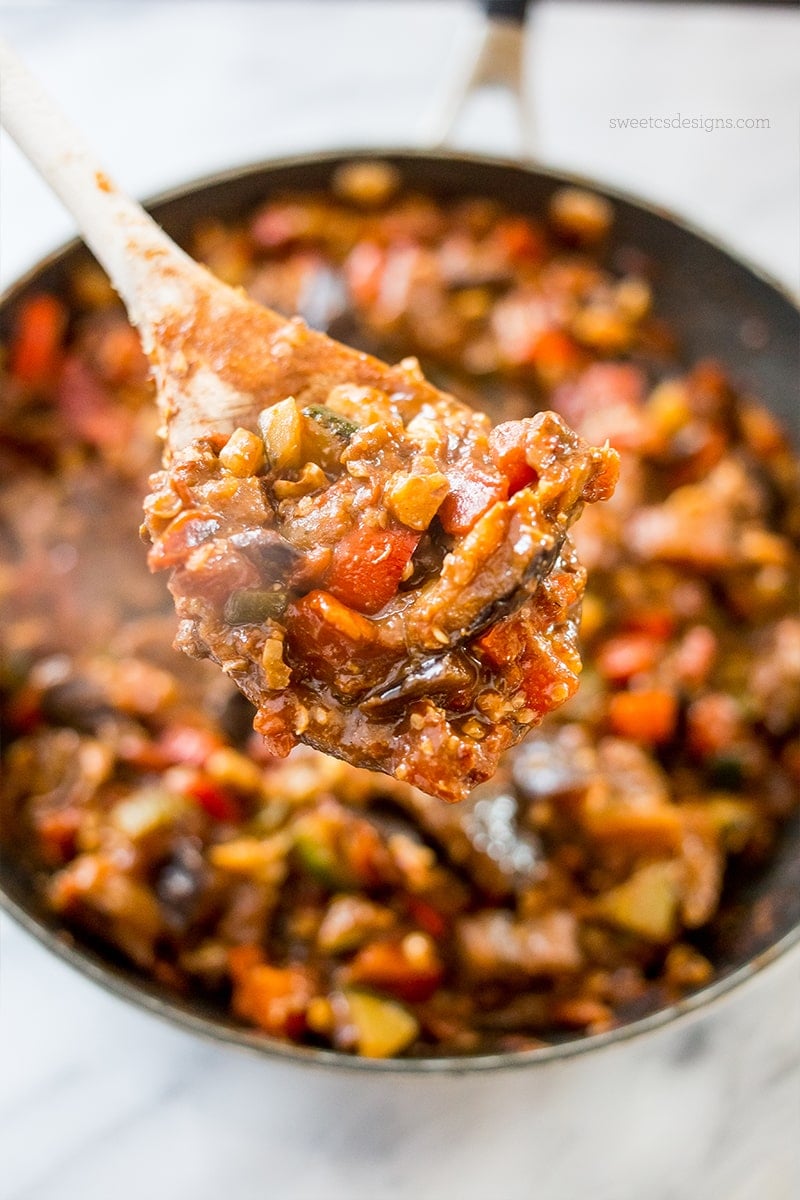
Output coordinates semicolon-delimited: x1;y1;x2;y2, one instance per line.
1;163;798;1058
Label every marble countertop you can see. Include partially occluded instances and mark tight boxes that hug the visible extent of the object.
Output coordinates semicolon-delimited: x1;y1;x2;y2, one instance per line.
1;4;798;1198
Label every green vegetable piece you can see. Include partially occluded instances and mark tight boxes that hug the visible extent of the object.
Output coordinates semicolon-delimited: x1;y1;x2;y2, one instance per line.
301;405;360;473
342;989;419;1058
592;860;681;942
292;815;356;890
224;587;287;625
703;797;760;852
111;788;190;840
303;405;359;441
708;754;745;792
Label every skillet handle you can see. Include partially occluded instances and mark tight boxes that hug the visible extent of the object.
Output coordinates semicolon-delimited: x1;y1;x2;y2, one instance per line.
425;0;536;157
480;0;529;22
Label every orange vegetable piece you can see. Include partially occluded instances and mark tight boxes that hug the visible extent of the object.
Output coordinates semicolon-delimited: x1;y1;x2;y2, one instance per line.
607;689;678;745
229;947;314;1038
346;937;444;1003
489;421;539;496
9;293;67;386
326;528;419;614
438;467;508;535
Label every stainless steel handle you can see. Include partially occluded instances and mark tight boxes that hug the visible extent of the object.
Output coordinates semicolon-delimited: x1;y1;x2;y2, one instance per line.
426;0;535;157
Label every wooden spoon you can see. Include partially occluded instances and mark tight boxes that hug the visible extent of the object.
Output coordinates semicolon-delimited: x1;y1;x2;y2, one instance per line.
0;38;455;455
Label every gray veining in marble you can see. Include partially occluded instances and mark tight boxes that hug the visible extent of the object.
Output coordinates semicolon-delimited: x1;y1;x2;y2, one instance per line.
1;4;799;1198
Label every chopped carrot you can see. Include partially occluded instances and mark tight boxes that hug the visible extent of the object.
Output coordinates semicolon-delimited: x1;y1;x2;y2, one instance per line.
346;937;444;1003
607;689;678;745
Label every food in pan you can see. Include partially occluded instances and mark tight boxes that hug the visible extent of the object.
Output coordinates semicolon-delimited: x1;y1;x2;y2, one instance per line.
2;170;798;1057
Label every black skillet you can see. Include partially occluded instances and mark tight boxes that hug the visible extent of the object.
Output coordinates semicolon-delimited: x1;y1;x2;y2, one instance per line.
1;2;798;1072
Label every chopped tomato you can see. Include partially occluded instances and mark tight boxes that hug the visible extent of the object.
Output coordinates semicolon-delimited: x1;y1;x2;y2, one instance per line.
607;689;678;745
527;329;582;378
438;467;508;535
489;421;539;495
345;240;386;307
623;607;676;641
9;293;67;386
157;723;224;767
492;216;546;264
596;633;662;683
346;937;444;1003
326;528;419;614
405;897;448;940
56;356;133;450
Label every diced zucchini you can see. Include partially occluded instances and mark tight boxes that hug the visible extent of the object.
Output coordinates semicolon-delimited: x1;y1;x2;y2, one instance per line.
292;813;355;889
111;788;189;840
302;405;359;472
303;404;359;441
591;860;681;942
258;397;304;472
341;989;419;1058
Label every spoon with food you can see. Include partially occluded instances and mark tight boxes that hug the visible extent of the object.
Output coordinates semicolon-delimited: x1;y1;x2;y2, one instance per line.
0;40;618;801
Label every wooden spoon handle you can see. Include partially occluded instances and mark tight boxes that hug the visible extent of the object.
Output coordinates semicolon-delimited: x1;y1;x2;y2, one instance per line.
0;37;202;349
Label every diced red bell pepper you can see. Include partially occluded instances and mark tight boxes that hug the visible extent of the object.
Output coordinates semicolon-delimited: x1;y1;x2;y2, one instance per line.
527;329;582;379
437;467;508;536
287;589;377;666
9;293;67;386
623;607;676;641
186;776;241;823
326;528;419;614
35;807;81;865
405;897;448;940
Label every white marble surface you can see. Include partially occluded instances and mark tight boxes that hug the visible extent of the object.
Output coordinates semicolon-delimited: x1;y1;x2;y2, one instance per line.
1;3;799;1198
